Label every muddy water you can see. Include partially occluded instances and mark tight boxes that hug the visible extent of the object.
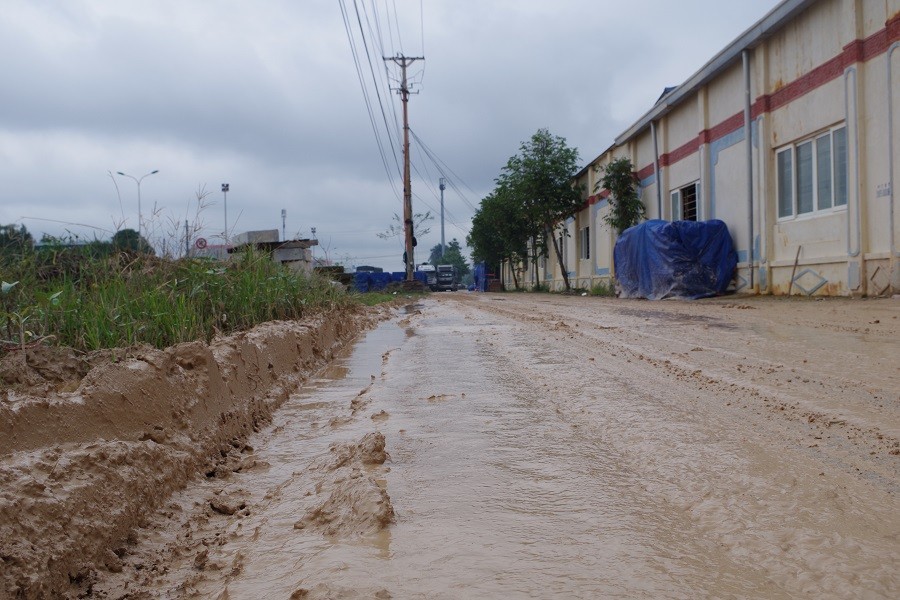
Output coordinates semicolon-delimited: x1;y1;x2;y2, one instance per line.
96;297;899;599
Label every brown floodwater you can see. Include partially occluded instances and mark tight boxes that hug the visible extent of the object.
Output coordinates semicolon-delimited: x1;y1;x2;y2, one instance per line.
94;295;899;599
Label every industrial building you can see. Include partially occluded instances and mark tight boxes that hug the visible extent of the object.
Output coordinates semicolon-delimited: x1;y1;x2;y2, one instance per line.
514;0;899;296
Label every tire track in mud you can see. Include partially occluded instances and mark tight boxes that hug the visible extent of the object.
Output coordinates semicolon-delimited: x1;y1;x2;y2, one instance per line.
440;294;899;598
457;294;899;482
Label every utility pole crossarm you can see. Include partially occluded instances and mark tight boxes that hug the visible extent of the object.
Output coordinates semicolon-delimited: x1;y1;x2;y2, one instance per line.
383;54;424;281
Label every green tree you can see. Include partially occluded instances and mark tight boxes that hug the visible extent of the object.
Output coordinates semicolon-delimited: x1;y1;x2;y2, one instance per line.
111;228;155;254
467;186;530;289
595;156;644;234
427;243;442;266
496;129;584;291
428;239;470;276
0;224;34;258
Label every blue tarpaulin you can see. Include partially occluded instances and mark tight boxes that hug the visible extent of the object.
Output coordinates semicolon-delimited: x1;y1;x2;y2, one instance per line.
473;263;486;292
613;219;737;300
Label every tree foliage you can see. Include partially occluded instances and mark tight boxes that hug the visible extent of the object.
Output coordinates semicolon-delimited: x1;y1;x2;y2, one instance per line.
468;128;584;290
111;228;155;254
467;186;529;288
427;238;470;277
595;156;644;234
0;224;34;258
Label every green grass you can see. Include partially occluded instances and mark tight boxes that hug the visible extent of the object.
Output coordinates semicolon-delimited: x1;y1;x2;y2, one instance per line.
352;291;430;306
589;279;617;297
1;247;355;353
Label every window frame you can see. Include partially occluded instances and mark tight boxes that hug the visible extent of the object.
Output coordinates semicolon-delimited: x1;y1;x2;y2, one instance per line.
776;124;848;221
579;226;590;260
670;181;699;222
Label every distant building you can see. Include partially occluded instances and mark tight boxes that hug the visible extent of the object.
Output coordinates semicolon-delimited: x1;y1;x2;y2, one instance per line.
191;229;318;274
228;231;318;274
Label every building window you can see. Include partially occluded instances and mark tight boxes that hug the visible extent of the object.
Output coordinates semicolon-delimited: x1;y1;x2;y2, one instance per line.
670;182;699;221
557;234;567;267
579;226;590;260
777;125;847;219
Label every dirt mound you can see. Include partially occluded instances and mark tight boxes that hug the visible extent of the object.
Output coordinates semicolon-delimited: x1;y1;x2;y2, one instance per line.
0;345;93;391
295;433;394;537
291;584;392;599
0;305;383;599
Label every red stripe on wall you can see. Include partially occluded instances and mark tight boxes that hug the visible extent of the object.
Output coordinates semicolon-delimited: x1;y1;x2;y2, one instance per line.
659;137;700;168
636;164;655;180
634;13;900;175
706;112;745;143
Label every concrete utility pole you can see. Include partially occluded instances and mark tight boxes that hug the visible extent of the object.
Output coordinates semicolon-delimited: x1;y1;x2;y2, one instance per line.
439;177;446;259
385;53;423;281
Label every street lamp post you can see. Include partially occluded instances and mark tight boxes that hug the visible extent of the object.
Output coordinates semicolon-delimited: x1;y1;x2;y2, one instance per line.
221;183;230;245
116;169;159;244
439;177;446;259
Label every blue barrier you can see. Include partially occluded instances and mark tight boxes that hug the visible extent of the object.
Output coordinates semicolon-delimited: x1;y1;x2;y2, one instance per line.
369;272;392;291
353;272;370;293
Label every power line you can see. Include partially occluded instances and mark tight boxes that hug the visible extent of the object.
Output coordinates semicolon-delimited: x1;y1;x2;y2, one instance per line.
352;0;403;181
409;128;479;213
351;1;401;177
410;130;475;198
390;0;404;54
338;0;402;202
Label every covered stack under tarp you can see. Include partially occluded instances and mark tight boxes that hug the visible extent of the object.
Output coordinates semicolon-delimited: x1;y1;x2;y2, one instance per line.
613;219;737;300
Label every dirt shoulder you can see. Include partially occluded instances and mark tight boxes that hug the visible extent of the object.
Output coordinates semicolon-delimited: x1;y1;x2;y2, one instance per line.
0;304;386;600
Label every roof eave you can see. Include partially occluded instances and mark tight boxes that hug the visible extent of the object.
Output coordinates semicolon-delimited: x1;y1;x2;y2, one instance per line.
613;0;819;146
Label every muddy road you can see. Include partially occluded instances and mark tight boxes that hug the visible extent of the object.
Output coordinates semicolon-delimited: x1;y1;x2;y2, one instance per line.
91;294;898;599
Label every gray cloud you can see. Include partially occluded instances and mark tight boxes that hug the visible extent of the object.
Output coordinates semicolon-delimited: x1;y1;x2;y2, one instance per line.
0;0;781;269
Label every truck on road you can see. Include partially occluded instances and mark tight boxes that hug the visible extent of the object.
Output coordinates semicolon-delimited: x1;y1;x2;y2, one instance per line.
416;264;437;289
434;264;459;291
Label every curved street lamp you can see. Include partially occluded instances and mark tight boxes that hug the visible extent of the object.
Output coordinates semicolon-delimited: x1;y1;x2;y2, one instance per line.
116;169;159;243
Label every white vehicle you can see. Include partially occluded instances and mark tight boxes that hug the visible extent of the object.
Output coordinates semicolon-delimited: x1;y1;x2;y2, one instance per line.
416;263;437;289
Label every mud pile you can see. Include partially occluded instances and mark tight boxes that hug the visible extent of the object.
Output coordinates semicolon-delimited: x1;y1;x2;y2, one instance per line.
294;432;394;536
0;306;380;599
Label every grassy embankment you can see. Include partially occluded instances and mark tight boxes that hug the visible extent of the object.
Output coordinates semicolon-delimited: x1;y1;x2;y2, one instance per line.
0;246;357;354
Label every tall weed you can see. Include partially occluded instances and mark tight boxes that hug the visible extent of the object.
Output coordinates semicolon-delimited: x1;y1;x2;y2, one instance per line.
1;246;351;352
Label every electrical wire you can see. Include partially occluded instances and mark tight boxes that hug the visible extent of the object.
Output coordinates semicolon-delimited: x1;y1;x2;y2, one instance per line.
391;0;404;55
338;0;402;202
352;0;403;180
364;5;406;182
409;129;478;200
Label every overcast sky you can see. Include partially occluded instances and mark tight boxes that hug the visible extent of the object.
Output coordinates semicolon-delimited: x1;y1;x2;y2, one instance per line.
0;0;782;271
